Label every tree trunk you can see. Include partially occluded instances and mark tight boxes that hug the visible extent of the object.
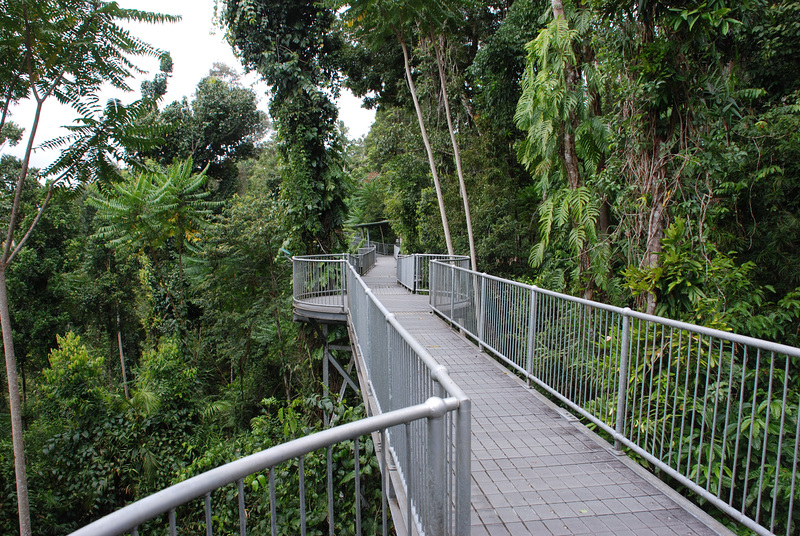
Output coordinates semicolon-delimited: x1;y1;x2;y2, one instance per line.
398;34;454;256
116;305;129;400
433;35;477;271
645;184;667;315
0;268;31;536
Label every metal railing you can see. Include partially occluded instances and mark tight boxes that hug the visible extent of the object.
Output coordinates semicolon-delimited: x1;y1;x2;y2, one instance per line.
356;246;376;274
346;263;471;536
293;254;348;313
292;247;376;316
396;254;469;294
429;260;800;536
69;399;453;536
368;241;394;256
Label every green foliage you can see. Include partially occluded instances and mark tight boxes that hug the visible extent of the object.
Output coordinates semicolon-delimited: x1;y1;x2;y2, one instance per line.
89;158;217;258
141;53;174;100
623;218;800;343
39;333;108;424
0;122;23;148
140;74;268;198
175;396;387;536
470;0;549;139
222;0;350;254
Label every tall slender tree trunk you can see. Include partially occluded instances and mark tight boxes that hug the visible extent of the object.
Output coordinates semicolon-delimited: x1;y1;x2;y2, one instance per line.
433;35;477;271
0;268;31;536
644;141;668;315
398;34;454;255
116;305;129;400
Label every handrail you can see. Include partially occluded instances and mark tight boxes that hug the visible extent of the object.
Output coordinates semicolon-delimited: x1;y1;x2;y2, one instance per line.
345;261;471;535
429;259;800;536
367;241;394;256
73;251;472;536
69;398;455;536
397;254;469;293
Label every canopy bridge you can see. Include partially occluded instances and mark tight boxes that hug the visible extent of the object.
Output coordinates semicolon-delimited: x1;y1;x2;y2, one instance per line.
72;244;799;536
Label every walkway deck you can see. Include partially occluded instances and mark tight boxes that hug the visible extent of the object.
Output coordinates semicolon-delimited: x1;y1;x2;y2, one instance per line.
362;256;731;536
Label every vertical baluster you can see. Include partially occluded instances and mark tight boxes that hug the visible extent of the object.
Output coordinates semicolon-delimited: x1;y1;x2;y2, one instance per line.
237;478;246;536
327;446;334;536
299;457;307;536
741;349;762;515
694;336;714;487
786;396;800;536
355;438;362;536
381;429;388;536
657;327;672;462
676;330;692;474
270;467;277;536
705;339;726;492
526;287;537;385
755;353;776;525
406;422;413;536
728;346;749;506
204;492;212;536
770;356;790;533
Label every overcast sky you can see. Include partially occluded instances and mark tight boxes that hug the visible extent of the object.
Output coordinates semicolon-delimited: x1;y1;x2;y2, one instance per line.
2;0;375;168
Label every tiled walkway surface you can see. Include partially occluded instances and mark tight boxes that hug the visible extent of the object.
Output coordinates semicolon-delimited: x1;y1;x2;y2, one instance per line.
362;256;732;536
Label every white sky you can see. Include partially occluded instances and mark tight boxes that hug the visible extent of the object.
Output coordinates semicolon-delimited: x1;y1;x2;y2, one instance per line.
2;0;375;169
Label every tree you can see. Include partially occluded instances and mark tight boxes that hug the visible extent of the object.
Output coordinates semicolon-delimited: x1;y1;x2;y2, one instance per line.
343;0;456;255
88;159;219;341
141;73;268;198
221;0;350;254
515;2;609;298
140;52;174;101
0;2;175;533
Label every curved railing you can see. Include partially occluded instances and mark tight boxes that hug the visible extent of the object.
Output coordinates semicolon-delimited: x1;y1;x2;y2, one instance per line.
346;262;471;536
291;247;376;319
430;259;800;536
396;254;469;294
69;399;454;536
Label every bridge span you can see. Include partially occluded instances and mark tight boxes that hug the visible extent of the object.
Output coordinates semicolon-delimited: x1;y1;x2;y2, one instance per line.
349;254;731;536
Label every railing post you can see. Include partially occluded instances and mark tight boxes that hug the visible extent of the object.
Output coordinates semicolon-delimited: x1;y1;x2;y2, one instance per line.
450;263;455;321
477;276;486;350
614;309;632;451
455;399;472;536
526;286;538;387
341;260;347;309
387;316;393;412
426;398;447;536
414;255;420;294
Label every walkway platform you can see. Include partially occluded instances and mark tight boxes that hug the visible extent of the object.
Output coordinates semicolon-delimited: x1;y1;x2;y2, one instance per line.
361;256;732;536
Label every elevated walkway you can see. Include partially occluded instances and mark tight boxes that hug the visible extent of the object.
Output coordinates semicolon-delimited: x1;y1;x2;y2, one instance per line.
355;255;731;535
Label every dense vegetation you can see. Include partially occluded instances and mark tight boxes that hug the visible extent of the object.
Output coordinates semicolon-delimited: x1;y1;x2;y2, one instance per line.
1;0;799;534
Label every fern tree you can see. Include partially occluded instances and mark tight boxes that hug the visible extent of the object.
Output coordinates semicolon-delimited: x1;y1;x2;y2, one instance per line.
88;159;218;338
515;3;608;298
0;3;175;533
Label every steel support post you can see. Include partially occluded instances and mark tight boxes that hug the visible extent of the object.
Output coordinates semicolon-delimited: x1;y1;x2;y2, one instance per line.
526;287;538;387
614;309;632;451
427;400;447;536
455;399;472;536
478;276;486;351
